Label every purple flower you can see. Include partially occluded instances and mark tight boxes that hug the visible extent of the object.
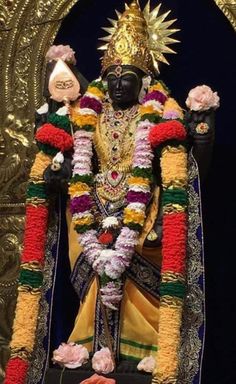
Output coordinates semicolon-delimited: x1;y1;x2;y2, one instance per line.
80;96;102;114
143;90;167;105
126;191;151;205
70;195;93;214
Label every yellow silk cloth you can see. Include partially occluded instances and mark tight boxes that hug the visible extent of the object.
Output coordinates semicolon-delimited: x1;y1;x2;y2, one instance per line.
67;188;162;361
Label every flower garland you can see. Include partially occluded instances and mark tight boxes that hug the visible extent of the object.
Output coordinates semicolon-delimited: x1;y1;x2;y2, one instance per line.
4;110;73;384
69;81;172;310
69;79;188;382
149;107;188;382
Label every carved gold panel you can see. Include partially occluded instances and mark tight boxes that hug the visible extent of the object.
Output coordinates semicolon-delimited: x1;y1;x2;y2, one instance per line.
0;0;235;382
214;0;236;30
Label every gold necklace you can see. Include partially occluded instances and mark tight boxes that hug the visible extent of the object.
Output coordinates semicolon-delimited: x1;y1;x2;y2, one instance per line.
94;102;139;203
103;102;139;166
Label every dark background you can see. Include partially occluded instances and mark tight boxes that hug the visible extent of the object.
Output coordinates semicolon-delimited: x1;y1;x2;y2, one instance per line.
55;1;236;383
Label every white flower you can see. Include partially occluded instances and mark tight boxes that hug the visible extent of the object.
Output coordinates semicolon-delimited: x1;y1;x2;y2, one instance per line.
36;103;48;115
143;99;163;112
92;348;114;374
52;342;89;369
186;85;220;111
128;184;150;193
127;202;146;211
92;250;115;275
56;106;68;116
52;152;64;164
137;356;156;373
102;216;119;229
79;107;97;116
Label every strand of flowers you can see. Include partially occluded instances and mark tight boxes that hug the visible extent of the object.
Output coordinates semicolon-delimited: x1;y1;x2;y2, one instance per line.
69;80;169;310
4;110;73;384
149;104;188;384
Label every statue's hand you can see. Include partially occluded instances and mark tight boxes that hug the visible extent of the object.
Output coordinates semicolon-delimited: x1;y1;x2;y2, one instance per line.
43;157;72;195
185;109;215;182
185;108;215;141
34;112;47;134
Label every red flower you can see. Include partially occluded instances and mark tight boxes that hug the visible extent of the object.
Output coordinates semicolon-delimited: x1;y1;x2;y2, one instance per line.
162;212;187;275
36;123;73;152
98;232;113;245
21;205;49;264
4;357;29;384
148;120;186;148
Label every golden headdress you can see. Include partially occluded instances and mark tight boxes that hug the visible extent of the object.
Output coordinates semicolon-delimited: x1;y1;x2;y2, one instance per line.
99;0;179;75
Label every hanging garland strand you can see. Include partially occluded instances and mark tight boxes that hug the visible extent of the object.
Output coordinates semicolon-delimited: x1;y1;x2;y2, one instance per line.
4;110;73;384
149;113;188;383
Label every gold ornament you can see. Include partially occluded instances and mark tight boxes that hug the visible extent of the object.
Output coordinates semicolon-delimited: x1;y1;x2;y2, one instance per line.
99;0;179;74
195;122;210;134
147;229;158;241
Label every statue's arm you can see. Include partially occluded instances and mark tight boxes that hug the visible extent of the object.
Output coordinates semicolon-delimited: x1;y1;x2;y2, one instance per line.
186;109;215;183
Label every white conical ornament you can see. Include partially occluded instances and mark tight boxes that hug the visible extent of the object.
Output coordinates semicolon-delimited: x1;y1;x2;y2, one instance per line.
48;59;80;103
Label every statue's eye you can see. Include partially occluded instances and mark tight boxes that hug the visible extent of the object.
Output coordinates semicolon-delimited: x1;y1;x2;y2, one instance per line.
122;74;136;82
107;74;116;82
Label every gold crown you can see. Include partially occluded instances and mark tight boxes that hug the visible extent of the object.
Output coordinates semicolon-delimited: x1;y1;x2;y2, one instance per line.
99;0;179;75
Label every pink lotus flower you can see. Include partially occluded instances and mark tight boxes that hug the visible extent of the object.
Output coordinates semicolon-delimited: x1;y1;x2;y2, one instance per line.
46;45;76;65
137;356;156;373
92;348;114;374
52;342;89;369
186;85;220;112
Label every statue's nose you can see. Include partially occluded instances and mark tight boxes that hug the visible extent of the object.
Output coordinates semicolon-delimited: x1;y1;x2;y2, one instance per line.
115;77;122;90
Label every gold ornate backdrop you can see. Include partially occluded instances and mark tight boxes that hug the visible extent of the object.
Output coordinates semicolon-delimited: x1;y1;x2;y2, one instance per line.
0;0;235;381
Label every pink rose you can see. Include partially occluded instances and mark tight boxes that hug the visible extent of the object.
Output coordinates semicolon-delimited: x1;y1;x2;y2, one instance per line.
46;44;76;65
186;85;220;111
92;348;114;374
137;356;156;373
52;342;89;369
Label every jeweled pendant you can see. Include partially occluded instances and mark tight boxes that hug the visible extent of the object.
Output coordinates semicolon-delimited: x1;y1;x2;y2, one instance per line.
106;170;124;187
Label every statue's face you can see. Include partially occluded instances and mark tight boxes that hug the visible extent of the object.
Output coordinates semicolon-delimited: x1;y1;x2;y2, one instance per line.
106;65;144;108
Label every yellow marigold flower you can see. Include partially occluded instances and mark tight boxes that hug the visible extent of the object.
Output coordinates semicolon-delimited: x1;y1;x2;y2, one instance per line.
163;98;184;119
161;147;188;188
153;305;182;380
30;152;52;180
128;177;150;186
149;82;169;96
73;216;94;226
87;86;104;99
70;112;97;127
139;105;156;115
69;182;91;196
10;291;41;352
124;208;145;226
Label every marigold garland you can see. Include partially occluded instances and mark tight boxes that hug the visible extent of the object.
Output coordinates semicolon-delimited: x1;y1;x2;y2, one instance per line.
4;111;74;384
149;112;188;382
